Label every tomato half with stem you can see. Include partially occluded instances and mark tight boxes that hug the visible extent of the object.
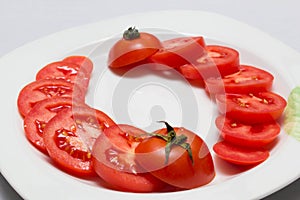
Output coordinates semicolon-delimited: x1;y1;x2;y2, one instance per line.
178;45;240;80
213;141;269;165
108;27;162;68
92;124;168;192
17;79;84;117
215;115;281;148
216;92;287;124
205;65;274;94
43;106;116;176
149;36;206;69
135;122;215;189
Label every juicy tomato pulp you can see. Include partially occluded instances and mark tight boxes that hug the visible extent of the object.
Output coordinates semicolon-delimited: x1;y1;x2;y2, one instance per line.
215;115;281;148
92;124;168;192
149;36;206;69
135;127;215;189
43;106;116;176
205;65;274;94
62;55;94;75
17;79;84;117
108;28;162;68
213;141;269;165
178;45;240;80
216;92;287;124
24;97;78;154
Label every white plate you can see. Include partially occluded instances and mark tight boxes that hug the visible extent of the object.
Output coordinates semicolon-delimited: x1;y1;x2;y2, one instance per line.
1;10;300;200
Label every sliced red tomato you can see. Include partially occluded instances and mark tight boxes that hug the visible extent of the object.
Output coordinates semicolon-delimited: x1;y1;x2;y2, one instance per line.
205;65;274;94
36;61;91;94
62;55;93;75
24;97;85;154
108;27;162;68
43;106;116;176
135;124;215;189
178;45;240;80
92;124;168;192
216;92;287;124
149;36;206;69
17;79;84;117
213;141;269;165
215;115;281;147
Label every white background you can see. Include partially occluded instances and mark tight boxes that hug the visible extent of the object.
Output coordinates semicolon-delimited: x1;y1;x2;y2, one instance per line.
1;0;300;199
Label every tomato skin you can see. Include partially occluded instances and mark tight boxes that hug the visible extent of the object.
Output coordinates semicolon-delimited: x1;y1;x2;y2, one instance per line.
213;141;269;165
17;79;84;117
108;32;162;68
216;92;287;124
149;36;206;69
215;115;281;148
205;65;274;94
43;106;116;177
135;127;215;189
92;124;168;192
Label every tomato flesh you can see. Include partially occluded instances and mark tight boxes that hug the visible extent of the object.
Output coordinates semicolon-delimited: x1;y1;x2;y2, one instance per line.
135;127;215;189
216;92;287;124
215;115;281;147
213;141;269;165
92;124;168;192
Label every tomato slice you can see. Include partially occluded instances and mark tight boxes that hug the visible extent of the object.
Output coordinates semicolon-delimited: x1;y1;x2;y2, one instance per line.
216;92;287;124
24;97;84;154
215;115;281;147
92;124;168;192
36;61;91;94
62;55;94;75
17;79;84;117
213;141;269;165
205;65;274;94
43;106;116;176
149;36;206;69
108;28;162;68
178;45;240;80
135;127;215;189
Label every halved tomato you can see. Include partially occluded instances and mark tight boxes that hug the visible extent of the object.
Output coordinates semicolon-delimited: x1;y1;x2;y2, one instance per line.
215;115;281;147
216;92;287;124
43;106;116;176
17;79;84;117
213;141;269;165
149;36;206;69
205;65;274;94
178;45;240;80
135;124;215;189
92;124;168;192
108;27;162;68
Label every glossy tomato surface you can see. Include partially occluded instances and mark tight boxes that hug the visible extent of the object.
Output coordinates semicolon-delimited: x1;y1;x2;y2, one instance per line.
150;36;206;69
43;106;116;176
215;115;281;147
216;92;287;124
17;79;84;117
92;124;168;192
213;141;269;165
135;127;215;189
205;65;274;94
108;28;162;68
62;55;94;75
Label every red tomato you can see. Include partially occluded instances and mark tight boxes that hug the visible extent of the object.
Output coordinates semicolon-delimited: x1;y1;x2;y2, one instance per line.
17;79;84;117
62;55;93;75
36;61;91;94
215;115;281;148
135;126;215;189
178;45;240;80
205;65;274;94
216;92;287;124
108;27;162;68
213;141;269;165
24;97;84;154
43;106;116;176
92;124;168;192
149;36;206;69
